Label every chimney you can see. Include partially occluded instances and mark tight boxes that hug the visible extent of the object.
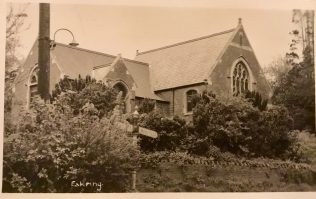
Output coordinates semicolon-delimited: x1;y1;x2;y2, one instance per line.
38;3;50;101
238;18;242;25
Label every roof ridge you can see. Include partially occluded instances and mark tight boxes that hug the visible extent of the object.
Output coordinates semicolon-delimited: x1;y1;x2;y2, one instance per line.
123;58;149;66
137;28;236;56
55;42;149;66
55;42;117;58
93;62;112;69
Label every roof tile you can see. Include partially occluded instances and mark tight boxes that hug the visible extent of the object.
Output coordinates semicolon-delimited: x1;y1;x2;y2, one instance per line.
135;28;236;90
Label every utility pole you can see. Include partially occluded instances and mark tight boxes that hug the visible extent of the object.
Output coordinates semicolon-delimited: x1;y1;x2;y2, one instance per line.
38;3;50;101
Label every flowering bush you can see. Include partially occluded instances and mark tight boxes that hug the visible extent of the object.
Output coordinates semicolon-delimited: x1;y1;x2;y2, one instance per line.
3;94;140;192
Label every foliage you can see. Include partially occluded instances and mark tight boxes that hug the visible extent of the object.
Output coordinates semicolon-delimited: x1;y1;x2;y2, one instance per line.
295;130;316;169
5;4;29;114
138;98;156;114
3;94;140;193
6;4;29;83
191;91;298;159
137;112;189;152
263;56;292;89
137;91;299;160
51;75;118;118
272;10;315;132
245;90;268;111
140;151;214;168
139;151;311;171
272;46;315;131
286;9;314;63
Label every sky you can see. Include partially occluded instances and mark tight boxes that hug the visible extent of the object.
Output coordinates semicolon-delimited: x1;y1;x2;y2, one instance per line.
8;1;298;68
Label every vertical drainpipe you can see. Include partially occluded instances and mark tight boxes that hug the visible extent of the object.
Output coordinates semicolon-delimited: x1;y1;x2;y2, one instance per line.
38;3;50;101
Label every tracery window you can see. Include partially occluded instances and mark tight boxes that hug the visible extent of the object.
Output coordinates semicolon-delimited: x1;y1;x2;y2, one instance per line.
232;62;250;96
186;89;198;113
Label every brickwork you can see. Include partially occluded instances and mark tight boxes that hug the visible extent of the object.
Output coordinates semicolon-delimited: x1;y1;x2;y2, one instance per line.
154;27;271;119
156;84;207;119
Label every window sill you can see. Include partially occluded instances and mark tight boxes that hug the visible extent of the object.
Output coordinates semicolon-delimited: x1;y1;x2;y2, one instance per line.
184;112;193;116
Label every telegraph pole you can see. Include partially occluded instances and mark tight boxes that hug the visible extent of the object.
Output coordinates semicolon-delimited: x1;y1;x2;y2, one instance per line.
38;3;50;101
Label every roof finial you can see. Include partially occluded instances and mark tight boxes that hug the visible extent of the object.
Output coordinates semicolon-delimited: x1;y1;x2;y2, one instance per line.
238;18;242;25
136;49;139;55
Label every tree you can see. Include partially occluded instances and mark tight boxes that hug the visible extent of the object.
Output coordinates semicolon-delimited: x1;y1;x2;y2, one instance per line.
287;10;314;63
263;56;292;89
272;10;315;132
5;4;29;113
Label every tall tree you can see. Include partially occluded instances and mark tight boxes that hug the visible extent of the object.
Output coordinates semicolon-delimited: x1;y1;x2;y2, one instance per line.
287;10;314;64
5;4;29;113
272;10;315;132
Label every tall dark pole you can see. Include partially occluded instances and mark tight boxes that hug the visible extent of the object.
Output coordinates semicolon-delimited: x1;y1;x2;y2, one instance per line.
38;3;50;101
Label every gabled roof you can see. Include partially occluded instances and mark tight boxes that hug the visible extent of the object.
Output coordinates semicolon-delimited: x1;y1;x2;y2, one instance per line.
51;43;165;101
121;58;166;101
135;28;237;91
51;43;116;78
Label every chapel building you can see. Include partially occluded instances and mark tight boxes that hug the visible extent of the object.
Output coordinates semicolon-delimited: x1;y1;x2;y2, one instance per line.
12;19;271;120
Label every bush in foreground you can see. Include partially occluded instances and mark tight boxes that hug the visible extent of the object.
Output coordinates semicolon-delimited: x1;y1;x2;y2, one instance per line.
138;91;300;160
3;94;140;193
192;91;298;159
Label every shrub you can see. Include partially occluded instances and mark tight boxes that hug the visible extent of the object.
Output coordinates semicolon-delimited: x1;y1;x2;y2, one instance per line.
139;151;214;168
295;130;316;166
138;98;156;114
137;91;299;160
245;90;268;111
137;112;189;152
3;94;140;192
51;75;118;118
192;91;298;159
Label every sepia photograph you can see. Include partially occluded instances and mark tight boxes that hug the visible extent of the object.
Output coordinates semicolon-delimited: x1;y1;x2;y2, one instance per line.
1;0;316;195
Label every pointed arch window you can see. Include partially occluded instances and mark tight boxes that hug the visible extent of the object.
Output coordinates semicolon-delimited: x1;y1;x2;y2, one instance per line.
232;62;250;96
29;67;39;104
185;89;198;113
113;81;129;113
113;82;129;99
